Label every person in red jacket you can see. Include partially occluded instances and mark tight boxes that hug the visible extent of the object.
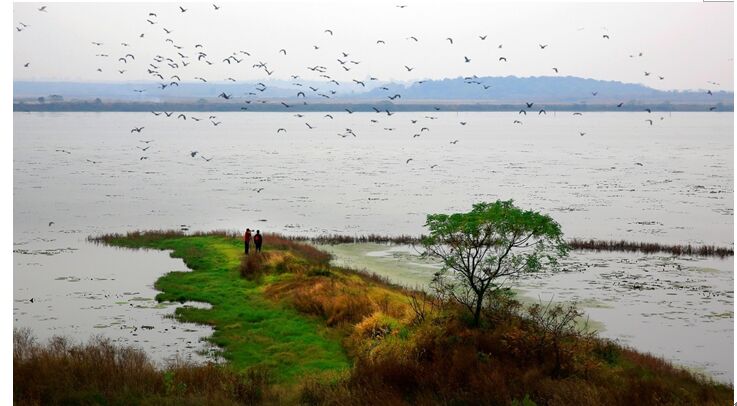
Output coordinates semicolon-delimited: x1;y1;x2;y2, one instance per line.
244;228;252;254
253;230;263;253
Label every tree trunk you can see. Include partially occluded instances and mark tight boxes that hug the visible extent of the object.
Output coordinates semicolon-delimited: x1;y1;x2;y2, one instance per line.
472;294;483;326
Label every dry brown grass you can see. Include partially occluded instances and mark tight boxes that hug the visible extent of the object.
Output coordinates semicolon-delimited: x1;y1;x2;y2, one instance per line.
13;328;277;405
298;305;733;406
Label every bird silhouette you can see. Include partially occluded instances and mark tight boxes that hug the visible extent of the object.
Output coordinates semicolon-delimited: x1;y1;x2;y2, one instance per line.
446;37;453;44
130;127;144;133
479;35;487;40
617;102;624;107
499;57;507;62
464;56;471;63
450;140;459;144
406;158;413;164
38;6;47;12
277;128;286;133
645;119;653;125
179;6;187;12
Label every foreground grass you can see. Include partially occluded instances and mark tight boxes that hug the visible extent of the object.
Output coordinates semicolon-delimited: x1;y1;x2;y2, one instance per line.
91;231;349;382
15;230;731;405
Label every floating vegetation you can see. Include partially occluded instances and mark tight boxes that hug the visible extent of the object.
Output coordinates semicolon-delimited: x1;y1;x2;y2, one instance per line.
13;247;78;256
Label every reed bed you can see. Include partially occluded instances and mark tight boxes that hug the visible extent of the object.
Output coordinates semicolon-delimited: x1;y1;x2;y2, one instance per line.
88;230;733;258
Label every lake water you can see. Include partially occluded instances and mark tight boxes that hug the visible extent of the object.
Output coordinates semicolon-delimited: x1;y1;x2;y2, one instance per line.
13;112;733;378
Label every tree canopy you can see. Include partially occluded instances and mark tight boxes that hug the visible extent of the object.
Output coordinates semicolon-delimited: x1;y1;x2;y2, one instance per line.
422;200;568;326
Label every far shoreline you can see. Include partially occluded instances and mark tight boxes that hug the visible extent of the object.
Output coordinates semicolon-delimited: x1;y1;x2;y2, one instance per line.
13;101;734;113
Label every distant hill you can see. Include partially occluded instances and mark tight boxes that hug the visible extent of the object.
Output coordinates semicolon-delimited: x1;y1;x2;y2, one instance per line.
357;76;731;104
13;76;732;106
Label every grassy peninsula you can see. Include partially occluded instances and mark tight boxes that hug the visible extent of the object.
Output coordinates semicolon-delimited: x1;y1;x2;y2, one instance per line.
14;230;732;405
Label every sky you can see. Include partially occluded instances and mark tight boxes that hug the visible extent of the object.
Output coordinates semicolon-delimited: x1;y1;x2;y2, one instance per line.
11;1;735;91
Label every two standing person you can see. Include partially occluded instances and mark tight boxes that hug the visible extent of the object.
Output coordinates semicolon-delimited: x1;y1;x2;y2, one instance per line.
243;228;263;254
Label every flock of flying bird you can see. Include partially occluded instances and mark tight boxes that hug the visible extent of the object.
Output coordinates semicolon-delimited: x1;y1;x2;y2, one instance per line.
17;4;725;171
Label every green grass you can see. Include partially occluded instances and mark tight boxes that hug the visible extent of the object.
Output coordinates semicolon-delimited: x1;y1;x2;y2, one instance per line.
101;234;349;382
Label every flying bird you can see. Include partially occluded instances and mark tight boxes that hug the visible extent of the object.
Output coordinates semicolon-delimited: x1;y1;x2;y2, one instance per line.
479;35;487;40
450;140;459;144
498;57;507;62
406;158;413;164
325;29;333;35
446;37;453;44
464;56;471;63
645;119;653;125
277;128;286;133
179;6;187;12
38;6;47;12
130;127;144;133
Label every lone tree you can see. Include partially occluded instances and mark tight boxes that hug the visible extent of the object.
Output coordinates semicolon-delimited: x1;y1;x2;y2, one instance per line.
422;200;568;326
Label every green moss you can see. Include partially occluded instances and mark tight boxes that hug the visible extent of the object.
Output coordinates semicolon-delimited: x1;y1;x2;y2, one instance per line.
104;234;349;382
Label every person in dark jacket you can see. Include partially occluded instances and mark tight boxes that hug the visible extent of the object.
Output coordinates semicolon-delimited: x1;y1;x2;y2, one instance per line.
253;230;263;253
244;228;252;254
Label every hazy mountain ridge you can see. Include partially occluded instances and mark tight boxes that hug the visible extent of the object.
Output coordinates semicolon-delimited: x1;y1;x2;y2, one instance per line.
14;76;731;104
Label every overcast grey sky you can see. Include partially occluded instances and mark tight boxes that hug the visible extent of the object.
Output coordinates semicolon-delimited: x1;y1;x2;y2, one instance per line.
12;1;734;91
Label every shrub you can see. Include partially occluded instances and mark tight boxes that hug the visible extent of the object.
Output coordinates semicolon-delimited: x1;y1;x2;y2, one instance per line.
239;253;264;280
